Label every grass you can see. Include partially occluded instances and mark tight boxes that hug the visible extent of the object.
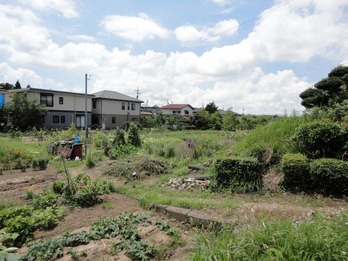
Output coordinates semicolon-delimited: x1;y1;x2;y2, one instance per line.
191;210;348;260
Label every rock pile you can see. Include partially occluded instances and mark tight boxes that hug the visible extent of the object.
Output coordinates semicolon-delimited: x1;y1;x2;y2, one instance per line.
162;177;210;190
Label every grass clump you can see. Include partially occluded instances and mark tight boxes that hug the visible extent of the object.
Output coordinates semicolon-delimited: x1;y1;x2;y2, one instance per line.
191;210;348;260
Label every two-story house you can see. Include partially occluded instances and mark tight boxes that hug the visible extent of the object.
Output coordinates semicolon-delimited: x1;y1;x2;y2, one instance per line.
159;104;195;117
4;88;93;129
92;90;143;130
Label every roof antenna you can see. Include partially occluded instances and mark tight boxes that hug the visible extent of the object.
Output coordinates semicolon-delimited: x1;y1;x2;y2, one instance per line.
134;86;141;99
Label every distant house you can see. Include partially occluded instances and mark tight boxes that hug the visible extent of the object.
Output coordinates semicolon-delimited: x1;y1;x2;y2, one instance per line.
140;105;160;116
159;104;195;116
92;90;143;130
4;88;93;129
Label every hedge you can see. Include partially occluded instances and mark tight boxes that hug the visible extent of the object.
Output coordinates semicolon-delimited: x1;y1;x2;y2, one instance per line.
281;153;310;192
310;158;348;197
214;157;263;193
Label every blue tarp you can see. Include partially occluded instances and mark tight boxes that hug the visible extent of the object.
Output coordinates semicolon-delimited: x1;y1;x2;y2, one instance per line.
0;94;4;109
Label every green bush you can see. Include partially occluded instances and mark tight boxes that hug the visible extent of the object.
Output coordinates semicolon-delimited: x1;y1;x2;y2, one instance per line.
52;180;66;195
293;121;346;159
32;158;48;171
281;153;310;192
128;123;142;147
310;158;348;197
32;192;60;209
214;157;263;192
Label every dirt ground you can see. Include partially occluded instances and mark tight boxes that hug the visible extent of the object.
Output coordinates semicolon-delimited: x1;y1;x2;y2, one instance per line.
0;163;195;261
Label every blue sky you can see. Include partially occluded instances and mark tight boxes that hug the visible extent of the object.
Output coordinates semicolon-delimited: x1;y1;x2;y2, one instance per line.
0;0;348;115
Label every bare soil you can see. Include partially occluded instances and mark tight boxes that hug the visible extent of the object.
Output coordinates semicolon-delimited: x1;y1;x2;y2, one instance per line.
0;164;194;261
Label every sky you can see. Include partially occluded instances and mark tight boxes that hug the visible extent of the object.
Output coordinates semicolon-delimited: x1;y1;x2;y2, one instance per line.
0;0;348;115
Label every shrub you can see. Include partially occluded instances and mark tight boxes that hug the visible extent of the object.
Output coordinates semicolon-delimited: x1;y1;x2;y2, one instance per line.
293;121;346;158
32;158;49;171
52;180;66;195
128;123;142;147
214;157;263;192
310;158;348;197
281;153;310;192
32;192;60;209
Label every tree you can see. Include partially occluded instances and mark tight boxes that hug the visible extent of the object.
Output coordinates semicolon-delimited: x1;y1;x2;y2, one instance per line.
205;101;218;114
222;109;238;131
15;80;22;89
0;83;15;90
300;65;348;109
3;92;47;131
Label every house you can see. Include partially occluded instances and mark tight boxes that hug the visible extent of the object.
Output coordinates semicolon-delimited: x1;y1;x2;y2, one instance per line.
140;105;160;116
92;90;143;130
4;88;93;129
159;104;195;117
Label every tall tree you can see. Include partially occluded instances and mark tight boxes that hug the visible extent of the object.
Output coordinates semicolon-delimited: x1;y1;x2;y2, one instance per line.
15;80;22;89
300;65;348;109
3;92;47;131
205;101;218;114
0;83;15;90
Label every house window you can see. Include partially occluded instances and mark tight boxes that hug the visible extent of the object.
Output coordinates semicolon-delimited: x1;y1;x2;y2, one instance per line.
127;103;130;110
93;100;97;109
131;117;137;121
40;94;53;107
184;110;189;115
76;115;85;128
112;117;116;124
122;102;125;110
131;103;135;110
53;115;59;123
61;116;65;123
59;97;63;105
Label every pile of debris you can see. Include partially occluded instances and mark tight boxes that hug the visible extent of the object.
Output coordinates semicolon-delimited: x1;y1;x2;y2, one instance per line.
162;176;210;190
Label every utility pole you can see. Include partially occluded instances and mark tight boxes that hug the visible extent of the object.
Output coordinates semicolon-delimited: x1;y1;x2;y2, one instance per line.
134;86;141;99
84;74;88;159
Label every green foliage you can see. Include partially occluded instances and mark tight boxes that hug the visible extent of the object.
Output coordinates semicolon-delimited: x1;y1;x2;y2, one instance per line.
66;173;114;207
232;116;307;158
222;109;238;131
281;153;310;192
300;65;348;109
102;156;167;179
32;192;59;209
2;92;47;131
191;211;348;261
310;158;348;197
293;121;346;158
113;129;126;147
213;157;263;192
52;180;66;195
128;123;142;147
22;213;181;261
32;158;49;171
33;207;64;230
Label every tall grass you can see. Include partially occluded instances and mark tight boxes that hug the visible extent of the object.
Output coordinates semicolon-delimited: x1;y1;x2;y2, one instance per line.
232;116;309;157
191;210;348;260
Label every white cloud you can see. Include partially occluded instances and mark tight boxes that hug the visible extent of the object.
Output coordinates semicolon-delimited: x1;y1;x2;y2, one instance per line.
100;13;170;42
210;0;231;6
0;63;43;87
252;0;348;62
68;35;95;43
19;0;78;19
175;19;239;44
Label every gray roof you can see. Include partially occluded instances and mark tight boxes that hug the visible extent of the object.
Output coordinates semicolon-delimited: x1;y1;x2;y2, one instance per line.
92;90;143;103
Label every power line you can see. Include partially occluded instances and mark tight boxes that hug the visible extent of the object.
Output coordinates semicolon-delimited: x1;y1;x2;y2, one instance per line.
90;0;296;77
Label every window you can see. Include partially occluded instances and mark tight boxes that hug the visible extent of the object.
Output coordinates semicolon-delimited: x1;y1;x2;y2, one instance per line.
112;117;116;124
93;100;97;109
76;115;85;128
131;103;135;110
53;115;59;123
122;102;125;110
59;97;63;105
40;94;53;107
127;103;130;110
184;110;189;115
61;116;65;123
